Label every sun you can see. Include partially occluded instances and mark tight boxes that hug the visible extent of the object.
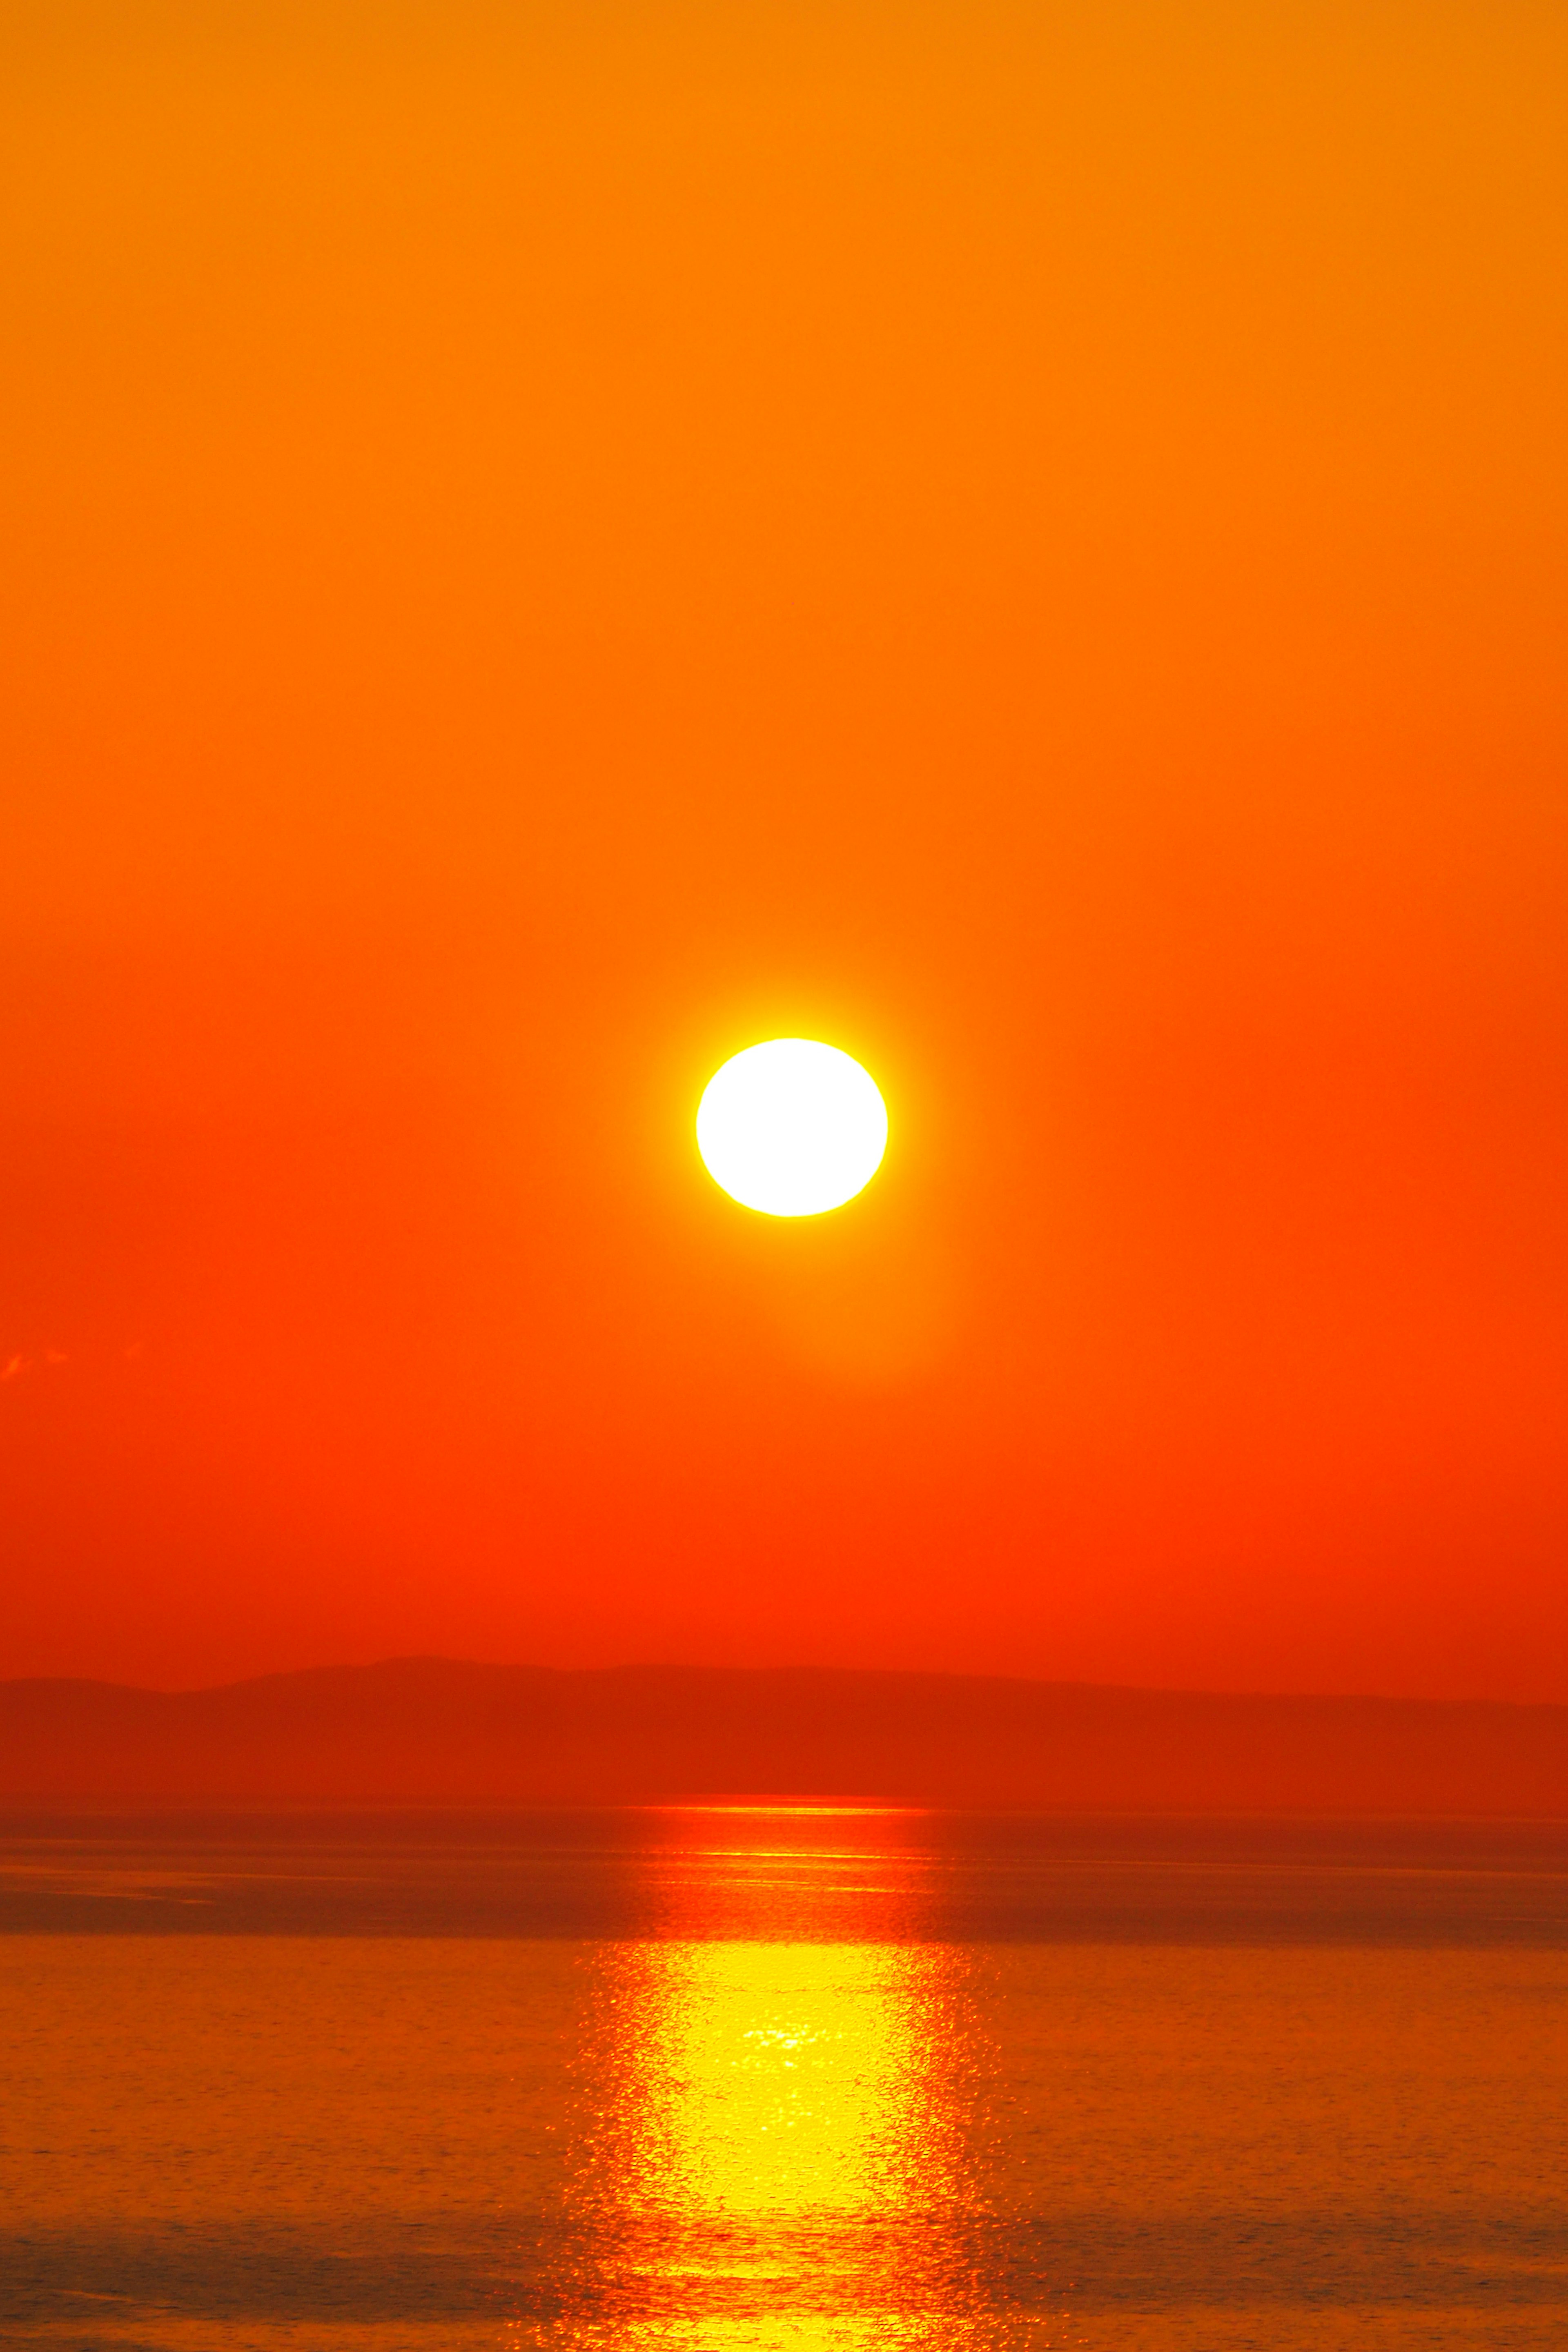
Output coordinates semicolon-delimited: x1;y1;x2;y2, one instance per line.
696;1039;888;1217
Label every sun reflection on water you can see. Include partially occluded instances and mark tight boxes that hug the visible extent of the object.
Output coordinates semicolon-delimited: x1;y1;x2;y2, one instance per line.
612;1940;958;2223
558;1807;989;2349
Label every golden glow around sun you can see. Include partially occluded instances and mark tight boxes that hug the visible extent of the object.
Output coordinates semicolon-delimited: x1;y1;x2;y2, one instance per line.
696;1039;888;1217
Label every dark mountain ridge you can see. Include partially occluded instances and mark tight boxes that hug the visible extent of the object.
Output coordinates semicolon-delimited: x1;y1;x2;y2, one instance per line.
3;1657;1567;1812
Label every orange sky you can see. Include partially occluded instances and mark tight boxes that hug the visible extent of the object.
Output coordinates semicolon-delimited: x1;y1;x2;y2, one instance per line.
2;1;1565;1697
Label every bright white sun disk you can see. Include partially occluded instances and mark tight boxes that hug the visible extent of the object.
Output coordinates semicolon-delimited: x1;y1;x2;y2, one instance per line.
696;1040;888;1217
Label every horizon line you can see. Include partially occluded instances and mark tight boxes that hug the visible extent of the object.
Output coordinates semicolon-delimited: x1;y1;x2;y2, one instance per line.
5;1654;1567;1715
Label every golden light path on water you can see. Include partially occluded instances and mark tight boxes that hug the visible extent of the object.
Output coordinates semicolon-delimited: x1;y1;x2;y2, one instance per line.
561;1806;989;2350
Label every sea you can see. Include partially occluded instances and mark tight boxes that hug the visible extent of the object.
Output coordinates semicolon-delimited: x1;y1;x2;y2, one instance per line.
2;1804;1566;2350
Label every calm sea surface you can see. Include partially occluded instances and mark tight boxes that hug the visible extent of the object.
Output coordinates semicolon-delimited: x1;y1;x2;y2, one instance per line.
2;1807;1566;2350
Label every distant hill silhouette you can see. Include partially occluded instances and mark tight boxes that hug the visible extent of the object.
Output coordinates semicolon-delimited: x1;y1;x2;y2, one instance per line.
3;1659;1567;1813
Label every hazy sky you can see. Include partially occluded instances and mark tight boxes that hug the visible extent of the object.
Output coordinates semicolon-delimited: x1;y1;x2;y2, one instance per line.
2;1;1565;1695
